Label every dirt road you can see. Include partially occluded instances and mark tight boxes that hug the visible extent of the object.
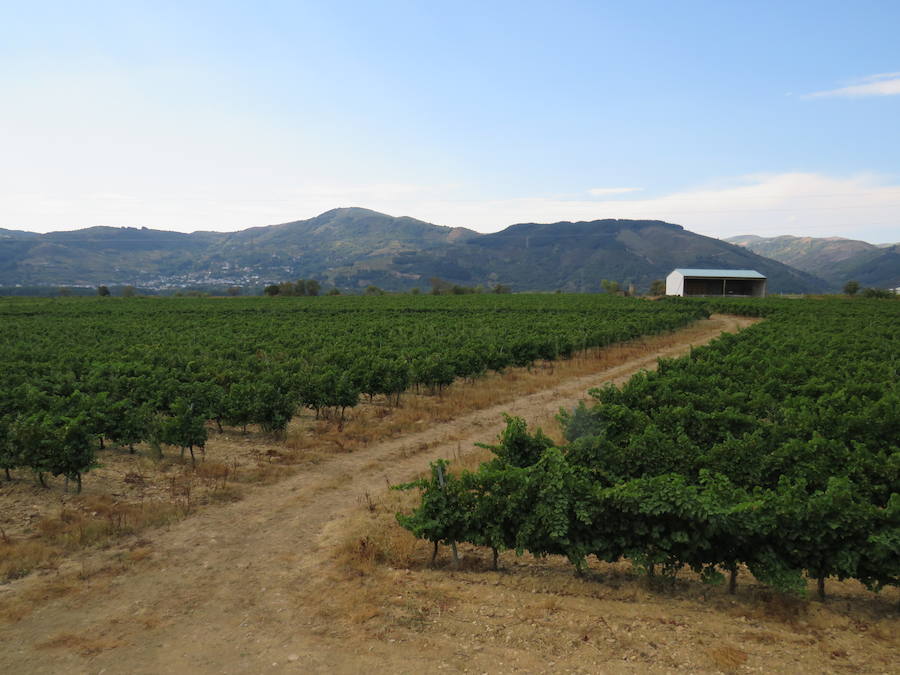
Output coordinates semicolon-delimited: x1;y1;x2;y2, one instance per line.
1;316;761;674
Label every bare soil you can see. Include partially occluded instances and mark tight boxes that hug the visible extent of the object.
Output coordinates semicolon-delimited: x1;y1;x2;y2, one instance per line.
1;315;896;674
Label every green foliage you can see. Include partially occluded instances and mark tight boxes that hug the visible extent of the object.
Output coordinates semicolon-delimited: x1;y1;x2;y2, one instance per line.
267;279;322;296
480;415;554;468
158;398;208;461
395;460;472;550
397;298;900;597
862;287;894;299
843;280;860;296
600;279;620;294
0;294;707;488
304;279;321;296
8;411;95;490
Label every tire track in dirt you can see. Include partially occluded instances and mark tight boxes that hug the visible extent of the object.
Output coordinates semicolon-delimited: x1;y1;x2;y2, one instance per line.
0;315;758;674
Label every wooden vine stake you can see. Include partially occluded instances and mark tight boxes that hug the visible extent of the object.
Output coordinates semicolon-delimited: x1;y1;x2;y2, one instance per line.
436;463;460;569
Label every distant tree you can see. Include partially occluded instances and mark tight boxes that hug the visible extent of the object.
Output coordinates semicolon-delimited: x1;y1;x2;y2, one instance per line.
410;287;421;295
264;284;280;296
304;279;321;296
429;277;454;295
492;284;512;294
227;286;241;297
365;285;384;296
600;279;620;294
326;287;341;296
843;280;860;296
862;287;893;299
278;281;296;296
57;286;71;297
649;279;666;295
97;285;110;297
122;285;136;298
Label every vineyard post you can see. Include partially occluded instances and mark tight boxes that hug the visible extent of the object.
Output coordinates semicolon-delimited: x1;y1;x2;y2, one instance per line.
436;463;460;569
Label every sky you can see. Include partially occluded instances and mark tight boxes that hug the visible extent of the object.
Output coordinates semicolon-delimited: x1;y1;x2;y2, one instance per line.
1;1;899;243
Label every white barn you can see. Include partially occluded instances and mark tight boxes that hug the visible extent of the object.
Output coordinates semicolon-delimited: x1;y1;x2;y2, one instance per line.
666;269;767;297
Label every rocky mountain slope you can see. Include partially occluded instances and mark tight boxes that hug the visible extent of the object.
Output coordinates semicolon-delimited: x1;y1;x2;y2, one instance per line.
727;234;899;290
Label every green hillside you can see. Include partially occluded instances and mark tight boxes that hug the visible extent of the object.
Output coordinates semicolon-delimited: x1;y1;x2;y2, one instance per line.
0;209;827;293
392;219;825;293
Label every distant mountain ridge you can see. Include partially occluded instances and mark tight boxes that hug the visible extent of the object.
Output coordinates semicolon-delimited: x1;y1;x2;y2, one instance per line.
0;208;827;293
380;218;824;293
727;234;899;290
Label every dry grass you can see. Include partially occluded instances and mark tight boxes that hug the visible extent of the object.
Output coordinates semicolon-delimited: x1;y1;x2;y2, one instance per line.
127;546;154;562
37;497;185;551
2;492;185;585
0;449;264;585
37;632;125;657
0;539;59;581
334;488;425;576
0;576;84;624
706;645;748;671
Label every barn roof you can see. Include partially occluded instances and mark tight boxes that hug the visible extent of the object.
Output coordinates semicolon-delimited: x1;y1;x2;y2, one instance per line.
672;269;766;279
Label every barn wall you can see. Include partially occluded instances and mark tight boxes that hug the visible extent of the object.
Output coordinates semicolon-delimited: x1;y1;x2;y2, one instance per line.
665;272;684;296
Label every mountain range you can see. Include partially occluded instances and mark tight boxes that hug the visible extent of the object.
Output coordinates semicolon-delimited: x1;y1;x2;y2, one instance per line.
1;207;891;294
726;235;899;290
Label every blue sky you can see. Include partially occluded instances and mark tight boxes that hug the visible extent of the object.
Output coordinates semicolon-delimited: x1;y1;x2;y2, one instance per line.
1;1;899;242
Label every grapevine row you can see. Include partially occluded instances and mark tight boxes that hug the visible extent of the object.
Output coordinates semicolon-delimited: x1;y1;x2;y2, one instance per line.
397;298;899;598
0;294;707;489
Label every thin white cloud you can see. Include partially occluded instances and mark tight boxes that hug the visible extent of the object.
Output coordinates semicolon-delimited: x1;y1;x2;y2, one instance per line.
859;71;900;82
395;173;900;244
806;72;900;98
588;187;643;196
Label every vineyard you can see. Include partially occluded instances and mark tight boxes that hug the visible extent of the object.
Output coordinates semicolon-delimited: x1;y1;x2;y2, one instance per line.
397;298;899;599
0;294;706;491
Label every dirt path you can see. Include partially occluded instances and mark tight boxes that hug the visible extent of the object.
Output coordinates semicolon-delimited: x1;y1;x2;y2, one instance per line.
0;315;758;674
